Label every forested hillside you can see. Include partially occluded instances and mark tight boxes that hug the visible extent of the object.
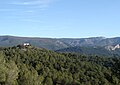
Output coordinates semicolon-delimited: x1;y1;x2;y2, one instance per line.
56;46;113;56
0;46;120;85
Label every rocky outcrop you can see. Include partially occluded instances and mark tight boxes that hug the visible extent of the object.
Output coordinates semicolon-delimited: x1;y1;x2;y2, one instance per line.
105;44;120;51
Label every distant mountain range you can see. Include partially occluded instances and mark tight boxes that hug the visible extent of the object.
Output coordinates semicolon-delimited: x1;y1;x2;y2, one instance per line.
0;36;120;55
1;35;120;56
0;36;68;50
0;36;120;50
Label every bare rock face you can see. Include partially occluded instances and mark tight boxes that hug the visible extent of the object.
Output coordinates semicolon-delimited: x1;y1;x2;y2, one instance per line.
112;44;120;50
105;44;120;51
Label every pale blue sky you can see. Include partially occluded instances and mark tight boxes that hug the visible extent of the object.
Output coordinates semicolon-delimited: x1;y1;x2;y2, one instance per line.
0;0;120;38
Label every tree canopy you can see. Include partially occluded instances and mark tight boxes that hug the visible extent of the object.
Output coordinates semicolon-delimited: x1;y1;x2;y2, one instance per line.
0;46;120;85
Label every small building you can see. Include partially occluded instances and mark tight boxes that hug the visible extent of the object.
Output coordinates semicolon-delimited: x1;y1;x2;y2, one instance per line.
23;43;30;46
17;43;31;49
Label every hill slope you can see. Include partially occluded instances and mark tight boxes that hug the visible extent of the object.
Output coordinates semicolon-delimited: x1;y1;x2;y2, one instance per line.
0;46;120;85
56;46;113;56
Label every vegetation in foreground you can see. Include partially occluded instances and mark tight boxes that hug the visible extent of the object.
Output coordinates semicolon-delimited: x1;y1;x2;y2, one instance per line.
0;46;120;85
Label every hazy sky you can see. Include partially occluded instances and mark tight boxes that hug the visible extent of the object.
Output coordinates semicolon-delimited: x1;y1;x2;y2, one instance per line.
0;0;120;38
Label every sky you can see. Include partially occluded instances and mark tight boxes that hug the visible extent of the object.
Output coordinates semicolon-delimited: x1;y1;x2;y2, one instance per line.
0;0;120;38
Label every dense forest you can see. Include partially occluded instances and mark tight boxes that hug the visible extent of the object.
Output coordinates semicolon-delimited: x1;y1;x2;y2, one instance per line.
0;46;120;85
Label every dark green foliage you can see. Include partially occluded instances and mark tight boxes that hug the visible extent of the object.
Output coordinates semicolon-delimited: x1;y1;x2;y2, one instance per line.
0;52;19;85
0;46;120;85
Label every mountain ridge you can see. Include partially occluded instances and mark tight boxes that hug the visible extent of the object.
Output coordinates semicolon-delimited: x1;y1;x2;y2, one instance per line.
0;35;120;50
